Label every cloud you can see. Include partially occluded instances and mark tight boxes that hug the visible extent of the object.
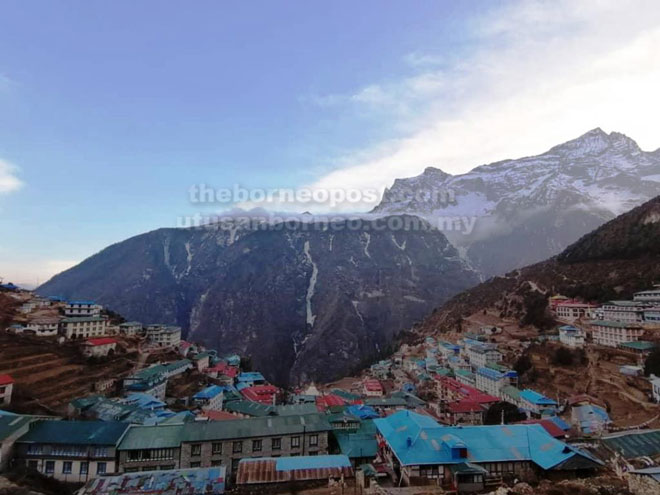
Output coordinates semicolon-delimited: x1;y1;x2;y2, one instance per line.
0;258;78;287
300;0;660;212
0;159;23;194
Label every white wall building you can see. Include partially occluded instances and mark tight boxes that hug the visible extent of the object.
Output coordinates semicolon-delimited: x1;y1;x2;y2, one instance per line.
62;317;109;339
145;325;181;348
0;375;14;405
559;325;586;348
650;375;660;403
64;301;103;317
555;302;598;322
25;318;60;337
590;320;644;348
82;338;118;358
119;321;143;336
634;289;660;303
599;301;648;323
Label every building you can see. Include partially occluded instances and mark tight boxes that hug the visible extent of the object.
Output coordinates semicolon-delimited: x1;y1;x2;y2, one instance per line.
474;367;515;398
123;366;169;400
77;466;226;495
14;420;129;482
363;379;384;397
62;316;109;339
117;413;333;479
590;320;644;347
599;301;649;323
205;363;238;384
651;375;660;403
119;321;143;336
519;389;558;416
236;455;353;485
240;385;279;405
82;337;118;358
25;317;60;337
193;385;224;411
464;341;502;369
162;359;193;378
558;325;586;348
644;308;660;326
571;404;611;435
146;325;182;348
0;375;14;406
374;410;601;491
555;301;598;322
0;415;40;471
444;401;486;425
634;288;660;303
236;372;266;388
191;352;211;372
64;301;102;317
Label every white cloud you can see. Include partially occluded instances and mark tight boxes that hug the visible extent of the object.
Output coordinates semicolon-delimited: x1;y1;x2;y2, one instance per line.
301;0;660;212
0;159;23;194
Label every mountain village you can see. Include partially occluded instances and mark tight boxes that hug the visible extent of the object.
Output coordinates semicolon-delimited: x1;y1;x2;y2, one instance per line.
1;279;660;495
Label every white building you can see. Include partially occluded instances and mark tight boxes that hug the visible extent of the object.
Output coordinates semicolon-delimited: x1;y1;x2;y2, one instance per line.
475;367;514;397
0;375;14;405
145;324;181;347
62;317;109;339
634;288;660;303
25;317;60;337
650;375;660;403
465;343;502;369
192;385;224;411
82;338;118;358
643;308;660;326
599;301;648;323
64;301;103;317
559;325;585;348
119;321;142;336
590;320;644;348
555;302;598;322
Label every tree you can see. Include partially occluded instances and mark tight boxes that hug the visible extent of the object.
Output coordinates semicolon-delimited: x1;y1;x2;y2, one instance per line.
645;348;660;377
514;354;532;376
552;347;574;366
484;401;527;425
240;356;253;372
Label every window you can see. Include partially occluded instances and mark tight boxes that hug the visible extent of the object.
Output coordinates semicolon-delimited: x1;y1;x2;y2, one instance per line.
272;438;281;450
232;441;243;453
97;462;106;474
211;460;223;466
190;462;201;468
309;434;318;446
291;436;300;448
27;460;38;470
211;442;223;454
252;439;262;452
63;462;72;474
45;461;55;474
191;444;202;456
160;465;175;470
80;462;89;475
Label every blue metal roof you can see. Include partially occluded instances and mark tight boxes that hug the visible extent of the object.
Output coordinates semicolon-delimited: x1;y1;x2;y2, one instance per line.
237;371;265;382
275;455;352;471
546;416;571;431
346;405;380;419
193;385;224;400
17;420;128;445
520;389;557;406
573;405;610;434
125;393;166;410
476;367;505;380
374;410;594;469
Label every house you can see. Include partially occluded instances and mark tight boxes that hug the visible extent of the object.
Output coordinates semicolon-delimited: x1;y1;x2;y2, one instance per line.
240;385;279;405
650;375;660;403
237;372;266;388
25;317;60;337
77;466;226;495
364;397;407;412
519;389;558;416
0;375;14;406
189;352;211;372
619;340;656;356
146;325;182;348
374;410;602;491
119;321;142;336
205;363;238;384
333;419;379;466
455;369;476;387
62;316;109;339
0;414;40;471
223;400;276;418
193;385;224;411
590;320;644;347
224;354;241;367
236;455;353;485
555;301;598;322
117;413;333;479
644;308;660;326
123;366;169;400
571;404;610;435
599;301;648;323
474;367;516;398
435;377;499;408
64;300;102;317
634;288;660;303
14;420;130;482
163;359;193;378
363;379;384;397
444;400;486;425
82;337;118;358
463;341;502;370
558;325;586;348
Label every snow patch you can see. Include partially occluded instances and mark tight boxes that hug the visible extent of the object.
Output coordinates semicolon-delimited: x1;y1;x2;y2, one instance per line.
303;240;318;327
352;300;365;325
403;295;426;303
391;235;406;250
362;232;371;258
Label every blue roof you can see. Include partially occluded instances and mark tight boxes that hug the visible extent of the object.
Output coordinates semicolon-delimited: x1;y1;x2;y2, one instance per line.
346;405;380;420
546;416;571;431
476;367;505;380
17;420;129;445
559;325;579;332
124;393;166;410
193;385;224;400
237;372;265;382
374;410;594;469
573;405;610;434
68;300;97;305
275;455;351;471
520;389;557;406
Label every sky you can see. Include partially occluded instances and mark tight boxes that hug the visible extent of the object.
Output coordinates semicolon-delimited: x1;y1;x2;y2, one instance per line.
1;0;660;285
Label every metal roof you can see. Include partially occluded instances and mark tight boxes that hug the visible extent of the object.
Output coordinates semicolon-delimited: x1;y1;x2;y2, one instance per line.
602;429;660;459
335;420;378;459
118;424;186;450
193;385;224;400
0;415;34;441
520;389;557;406
17;420;129;446
236;455;353;485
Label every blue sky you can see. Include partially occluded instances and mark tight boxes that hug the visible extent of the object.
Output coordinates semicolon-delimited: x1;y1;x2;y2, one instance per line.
2;0;660;284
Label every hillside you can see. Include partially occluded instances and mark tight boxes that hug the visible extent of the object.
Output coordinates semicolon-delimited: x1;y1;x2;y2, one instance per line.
418;195;660;335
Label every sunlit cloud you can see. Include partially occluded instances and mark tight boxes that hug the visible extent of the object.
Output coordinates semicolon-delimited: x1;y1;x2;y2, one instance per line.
0;159;23;194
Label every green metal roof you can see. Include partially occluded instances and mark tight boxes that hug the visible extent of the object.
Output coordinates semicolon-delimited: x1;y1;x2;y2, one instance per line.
603;430;660;459
501;385;521;400
18;420;129;446
273;404;319;416
619;341;656;351
119;424;185;450
223;400;275;417
589;320;642;329
334;420;378;459
364;397;407;407
0;415;35;441
331;389;361;401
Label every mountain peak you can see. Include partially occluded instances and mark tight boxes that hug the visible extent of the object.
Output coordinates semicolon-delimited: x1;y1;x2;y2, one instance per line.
422;166;451;177
549;127;640;158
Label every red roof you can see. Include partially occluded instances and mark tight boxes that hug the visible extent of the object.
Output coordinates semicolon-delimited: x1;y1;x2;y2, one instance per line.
0;374;14;386
315;394;347;411
364;379;383;392
436;377;499;404
241;385;279;405
519;419;565;438
447;400;484;414
202;410;240;421
205;362;238;378
85;337;118;346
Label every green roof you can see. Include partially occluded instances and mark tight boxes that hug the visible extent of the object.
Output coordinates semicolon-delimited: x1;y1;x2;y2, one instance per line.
603;430;660;459
164;359;192;371
223;400;275;417
274;404;319;416
0;415;35;441
486;363;510;373
18;420;129;445
390;391;426;407
364;397;407;407
119;424;185;450
455;369;475;378
620;341;656;351
589;320;642;329
331;389;361;401
334;420;378;459
501;385;521;400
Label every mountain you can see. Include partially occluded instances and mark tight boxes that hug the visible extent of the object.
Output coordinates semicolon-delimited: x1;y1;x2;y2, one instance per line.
416;195;660;335
37;215;479;385
373;128;660;277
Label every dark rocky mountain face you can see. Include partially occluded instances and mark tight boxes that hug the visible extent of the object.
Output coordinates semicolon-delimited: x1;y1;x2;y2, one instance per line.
416;195;660;335
37;216;479;385
373;128;660;278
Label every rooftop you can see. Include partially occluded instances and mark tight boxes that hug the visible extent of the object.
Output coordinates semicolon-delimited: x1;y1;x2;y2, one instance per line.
17;420;129;445
0;374;14;386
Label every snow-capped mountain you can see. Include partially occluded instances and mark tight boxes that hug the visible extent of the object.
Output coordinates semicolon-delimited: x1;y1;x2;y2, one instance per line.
373;128;660;277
